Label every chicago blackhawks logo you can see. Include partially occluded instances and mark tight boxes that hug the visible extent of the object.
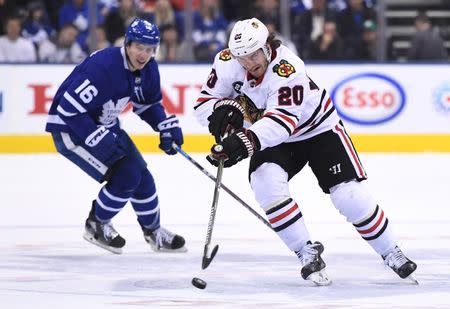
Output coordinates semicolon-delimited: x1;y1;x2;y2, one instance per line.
235;95;264;124
219;48;232;61
272;59;296;78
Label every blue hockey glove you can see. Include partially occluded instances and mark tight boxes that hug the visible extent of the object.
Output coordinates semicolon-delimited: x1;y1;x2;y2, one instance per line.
206;128;260;168
207;99;245;143
157;115;184;155
85;126;127;166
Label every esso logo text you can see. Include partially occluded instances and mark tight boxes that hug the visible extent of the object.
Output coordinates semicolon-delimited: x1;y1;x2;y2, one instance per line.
331;73;406;125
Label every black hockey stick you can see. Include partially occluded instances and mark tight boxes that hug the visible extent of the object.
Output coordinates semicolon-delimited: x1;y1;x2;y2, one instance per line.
201;156;224;269
173;144;271;229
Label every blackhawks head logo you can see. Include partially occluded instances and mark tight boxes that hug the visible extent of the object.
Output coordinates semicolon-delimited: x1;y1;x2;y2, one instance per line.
272;59;296;78
235;95;264;124
219;48;232;61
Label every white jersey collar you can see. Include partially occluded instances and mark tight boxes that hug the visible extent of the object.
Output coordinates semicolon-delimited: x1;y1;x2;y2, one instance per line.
120;46;130;70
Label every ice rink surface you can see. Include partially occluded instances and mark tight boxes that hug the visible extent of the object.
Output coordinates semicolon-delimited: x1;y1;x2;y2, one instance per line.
1;152;450;308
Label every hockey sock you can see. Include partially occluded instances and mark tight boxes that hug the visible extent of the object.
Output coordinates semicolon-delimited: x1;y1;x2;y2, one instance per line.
130;170;160;230
95;185;130;222
353;205;397;256
264;198;311;251
330;180;397;256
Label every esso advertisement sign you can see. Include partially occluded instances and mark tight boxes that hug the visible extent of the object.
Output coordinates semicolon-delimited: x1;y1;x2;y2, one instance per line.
331;73;406;125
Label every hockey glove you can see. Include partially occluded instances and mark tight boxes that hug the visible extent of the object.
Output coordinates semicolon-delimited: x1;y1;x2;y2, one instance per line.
85;127;127;167
206;128;260;168
207;99;245;142
157;115;184;155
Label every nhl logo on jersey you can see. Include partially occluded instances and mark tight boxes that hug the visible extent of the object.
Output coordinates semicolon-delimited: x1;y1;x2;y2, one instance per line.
272;59;296;78
219;48;232;61
232;81;243;93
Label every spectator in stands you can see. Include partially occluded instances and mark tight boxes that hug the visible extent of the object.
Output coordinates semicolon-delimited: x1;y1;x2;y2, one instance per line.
253;0;280;32
100;0;119;11
0;0;19;36
93;25;111;51
408;12;448;61
22;1;56;48
136;0;158;18
308;19;344;60
336;0;376;59
40;1;66;32
264;17;298;55
360;19;377;60
153;0;184;41
58;0;105;52
103;0;139;45
170;0;200;11
156;23;191;62
0;15;37;62
291;0;336;58
113;35;125;47
328;0;347;12
39;23;86;63
192;0;228;61
153;0;174;27
222;0;252;21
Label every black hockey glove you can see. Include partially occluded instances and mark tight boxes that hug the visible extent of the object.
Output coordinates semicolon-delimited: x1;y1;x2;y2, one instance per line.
206;128;260;168
207;99;245;143
157;115;184;155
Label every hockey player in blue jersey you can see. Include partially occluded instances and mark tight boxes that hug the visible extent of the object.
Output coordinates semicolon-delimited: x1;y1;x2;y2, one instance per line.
45;18;186;254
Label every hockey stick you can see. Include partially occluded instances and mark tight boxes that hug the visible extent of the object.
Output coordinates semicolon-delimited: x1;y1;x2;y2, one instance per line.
201;156;224;269
172;144;271;229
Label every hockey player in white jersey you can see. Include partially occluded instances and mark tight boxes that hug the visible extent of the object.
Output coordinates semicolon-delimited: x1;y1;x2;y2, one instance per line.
194;18;417;285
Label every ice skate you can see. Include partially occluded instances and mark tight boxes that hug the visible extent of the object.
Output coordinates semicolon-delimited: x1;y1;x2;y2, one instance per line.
83;202;126;254
295;241;331;286
383;246;418;284
143;226;187;252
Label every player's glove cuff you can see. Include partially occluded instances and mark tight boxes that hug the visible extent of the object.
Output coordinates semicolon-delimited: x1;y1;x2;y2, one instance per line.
206;128;260;168
207;99;245;142
213;99;245;114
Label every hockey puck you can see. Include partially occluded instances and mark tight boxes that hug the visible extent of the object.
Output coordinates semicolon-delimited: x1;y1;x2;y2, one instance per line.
191;277;207;289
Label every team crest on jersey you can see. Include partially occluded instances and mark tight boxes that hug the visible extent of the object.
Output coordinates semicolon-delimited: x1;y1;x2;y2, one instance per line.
235;95;264;124
219;49;232;61
272;59;296;78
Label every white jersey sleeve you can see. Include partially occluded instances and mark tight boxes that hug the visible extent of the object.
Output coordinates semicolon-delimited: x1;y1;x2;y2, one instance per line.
248;46;339;150
193;49;244;126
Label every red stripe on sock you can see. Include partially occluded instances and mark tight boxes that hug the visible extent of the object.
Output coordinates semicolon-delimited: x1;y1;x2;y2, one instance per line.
269;204;299;224
358;210;385;234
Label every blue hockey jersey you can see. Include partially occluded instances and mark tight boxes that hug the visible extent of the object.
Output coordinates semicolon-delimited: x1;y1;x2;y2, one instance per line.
46;46;167;141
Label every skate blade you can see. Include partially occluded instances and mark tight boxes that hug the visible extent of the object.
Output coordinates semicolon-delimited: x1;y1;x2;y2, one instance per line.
307;270;332;286
407;274;419;285
83;233;123;254
146;241;188;253
151;246;188;253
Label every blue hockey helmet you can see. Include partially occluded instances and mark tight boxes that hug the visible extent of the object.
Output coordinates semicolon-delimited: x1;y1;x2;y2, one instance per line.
125;18;160;46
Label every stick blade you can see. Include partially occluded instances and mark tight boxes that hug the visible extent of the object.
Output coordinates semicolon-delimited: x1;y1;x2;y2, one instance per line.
202;245;219;269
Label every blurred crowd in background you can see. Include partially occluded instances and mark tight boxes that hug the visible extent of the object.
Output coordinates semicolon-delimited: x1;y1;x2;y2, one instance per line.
0;0;448;64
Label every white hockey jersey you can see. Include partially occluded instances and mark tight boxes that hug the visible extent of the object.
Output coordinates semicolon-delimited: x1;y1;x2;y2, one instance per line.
194;45;341;150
